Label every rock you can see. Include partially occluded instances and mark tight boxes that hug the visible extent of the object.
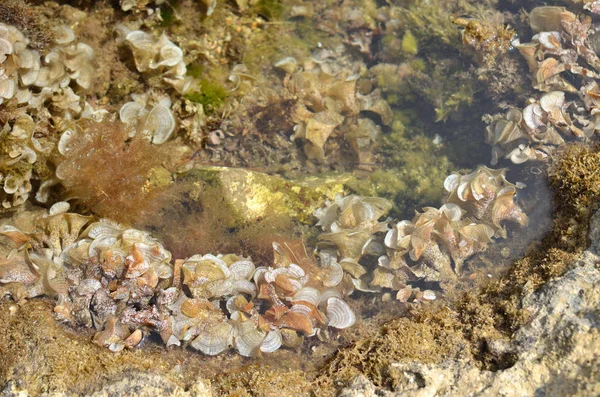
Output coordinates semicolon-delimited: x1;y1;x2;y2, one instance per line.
182;166;351;224
2;372;212;397
341;213;600;396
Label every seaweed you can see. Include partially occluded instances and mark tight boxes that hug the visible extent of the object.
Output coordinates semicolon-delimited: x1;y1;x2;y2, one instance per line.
57;120;175;225
184;79;228;112
0;0;53;51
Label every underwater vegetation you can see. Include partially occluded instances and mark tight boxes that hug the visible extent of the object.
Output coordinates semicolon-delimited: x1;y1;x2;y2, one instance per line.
1;0;600;395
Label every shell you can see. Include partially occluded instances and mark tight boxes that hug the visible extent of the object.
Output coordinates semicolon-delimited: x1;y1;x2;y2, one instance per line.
529;6;566;33
48;201;70;216
229;260;255;280
52;25;76;45
191;322;233;355
260;330;282;353
338;258;367;278
292;287;321;305
180;298;214;318
275;57;298;74
540;91;565;113
234;320;266;357
326;297;355;329
145;104;175;144
119;101;145;125
0;78;16;99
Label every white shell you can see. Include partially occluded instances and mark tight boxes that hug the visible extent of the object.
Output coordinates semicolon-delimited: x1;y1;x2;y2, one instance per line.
275;57;298;74
292;287;321;305
146;104;175;144
203;0;217;16
157;40;183;68
52;25;76;45
3;174;19;194
58;129;77;155
444;174;460;193
318;288;342;305
326;297;355;329
229;260;255;280
86;221;123;240
234;321;265;357
260;330;282;353
0;37;12;56
48;201;70;216
191;322;233;355
440;203;463;222
537;31;561;50
523;103;545;130
540;91;565;112
231;279;256;297
0;78;16;99
120;101;144;125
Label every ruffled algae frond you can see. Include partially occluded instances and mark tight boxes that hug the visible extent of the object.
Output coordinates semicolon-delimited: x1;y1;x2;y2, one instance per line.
1;0;600;395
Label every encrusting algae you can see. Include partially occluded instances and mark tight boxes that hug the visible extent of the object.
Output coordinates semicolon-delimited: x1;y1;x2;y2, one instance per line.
0;0;599;395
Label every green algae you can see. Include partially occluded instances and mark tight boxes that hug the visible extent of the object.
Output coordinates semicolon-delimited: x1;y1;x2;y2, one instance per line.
401;30;418;56
184;79;228;112
255;0;284;21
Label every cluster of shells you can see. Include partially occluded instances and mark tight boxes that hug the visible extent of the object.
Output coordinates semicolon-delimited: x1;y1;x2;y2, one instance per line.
0;203;355;356
275;52;392;164
314;166;528;301
486;5;600;164
0;23;95;211
116;25;191;94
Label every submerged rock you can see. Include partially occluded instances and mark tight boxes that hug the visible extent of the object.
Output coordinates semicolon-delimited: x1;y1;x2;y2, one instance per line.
183;166;350;224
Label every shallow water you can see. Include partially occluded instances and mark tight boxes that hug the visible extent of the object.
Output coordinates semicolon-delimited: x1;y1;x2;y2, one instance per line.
0;0;566;394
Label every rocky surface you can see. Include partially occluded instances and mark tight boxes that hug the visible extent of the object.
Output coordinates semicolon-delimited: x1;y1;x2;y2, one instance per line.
2;372;212;397
340;212;600;396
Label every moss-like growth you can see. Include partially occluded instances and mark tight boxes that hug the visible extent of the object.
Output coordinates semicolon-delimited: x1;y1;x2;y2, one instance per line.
550;143;600;216
0;0;53;51
255;0;283;20
184;79;228;112
313;309;469;394
401;30;418;55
